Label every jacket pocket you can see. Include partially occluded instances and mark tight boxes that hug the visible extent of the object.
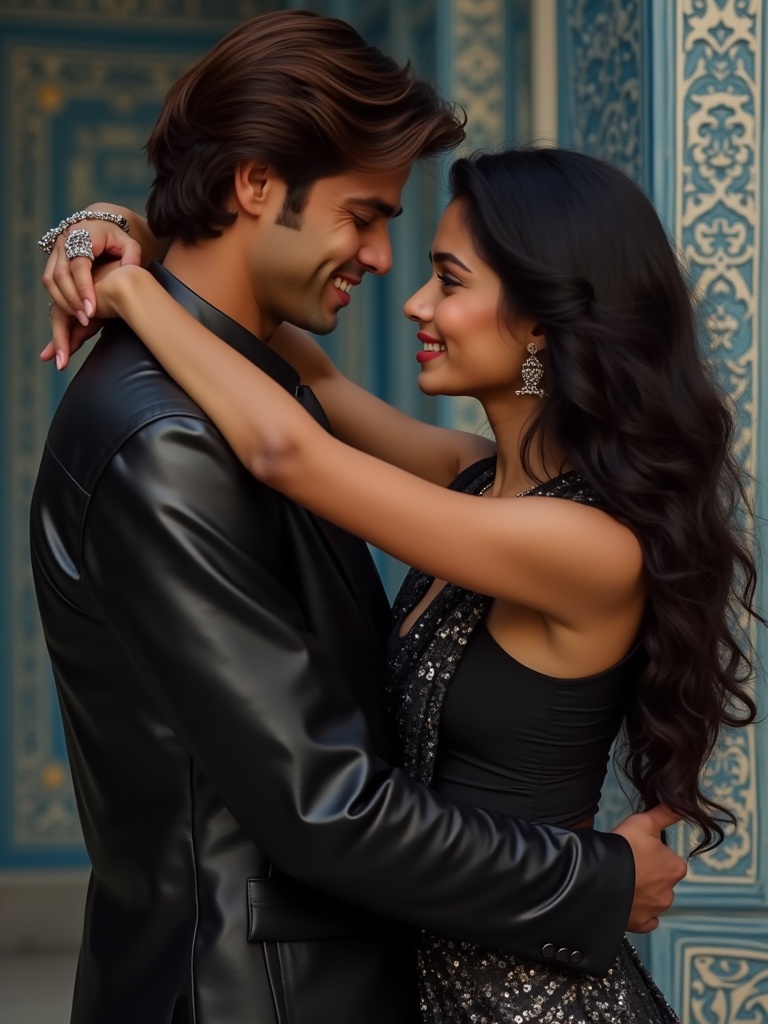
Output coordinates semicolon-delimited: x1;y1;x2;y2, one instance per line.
246;876;374;942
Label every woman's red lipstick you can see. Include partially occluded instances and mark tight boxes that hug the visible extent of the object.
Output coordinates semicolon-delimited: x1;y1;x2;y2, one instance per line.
416;331;446;364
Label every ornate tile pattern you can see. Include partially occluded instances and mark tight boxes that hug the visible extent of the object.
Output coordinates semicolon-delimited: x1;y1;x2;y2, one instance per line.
558;0;642;181
1;24;225;867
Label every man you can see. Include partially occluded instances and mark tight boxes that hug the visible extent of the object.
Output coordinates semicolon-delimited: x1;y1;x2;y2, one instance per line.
32;11;685;1024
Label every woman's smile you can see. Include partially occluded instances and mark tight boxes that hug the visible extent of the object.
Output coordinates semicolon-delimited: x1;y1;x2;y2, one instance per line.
416;331;447;362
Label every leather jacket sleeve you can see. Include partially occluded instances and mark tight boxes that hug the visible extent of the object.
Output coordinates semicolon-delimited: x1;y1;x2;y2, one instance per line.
83;413;634;975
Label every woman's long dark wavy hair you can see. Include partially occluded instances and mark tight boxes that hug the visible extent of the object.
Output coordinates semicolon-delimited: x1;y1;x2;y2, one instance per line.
450;148;763;852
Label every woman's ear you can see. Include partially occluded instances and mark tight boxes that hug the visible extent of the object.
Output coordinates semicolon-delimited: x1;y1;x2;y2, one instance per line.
523;320;546;351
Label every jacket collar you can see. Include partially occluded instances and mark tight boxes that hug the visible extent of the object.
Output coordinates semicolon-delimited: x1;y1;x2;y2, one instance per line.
147;262;390;634
148;260;299;393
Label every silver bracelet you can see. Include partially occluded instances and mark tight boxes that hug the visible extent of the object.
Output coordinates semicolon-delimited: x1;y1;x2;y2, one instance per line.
37;210;130;254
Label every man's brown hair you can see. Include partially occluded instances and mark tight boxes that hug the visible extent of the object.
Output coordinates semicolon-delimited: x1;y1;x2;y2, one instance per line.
145;10;465;243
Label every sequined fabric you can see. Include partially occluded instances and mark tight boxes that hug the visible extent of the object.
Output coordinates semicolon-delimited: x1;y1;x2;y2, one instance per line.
388;464;681;1024
418;935;680;1023
387;466;605;788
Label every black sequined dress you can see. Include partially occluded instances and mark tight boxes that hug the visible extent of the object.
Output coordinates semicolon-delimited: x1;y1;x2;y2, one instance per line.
387;458;681;1024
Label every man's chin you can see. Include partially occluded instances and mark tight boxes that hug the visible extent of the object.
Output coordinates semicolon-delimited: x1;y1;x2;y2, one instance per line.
311;319;336;336
301;312;338;336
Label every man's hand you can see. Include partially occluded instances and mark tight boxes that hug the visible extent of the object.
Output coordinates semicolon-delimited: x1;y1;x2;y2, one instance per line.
612;805;687;933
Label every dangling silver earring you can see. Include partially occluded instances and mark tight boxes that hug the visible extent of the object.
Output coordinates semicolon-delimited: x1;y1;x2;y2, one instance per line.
515;342;546;397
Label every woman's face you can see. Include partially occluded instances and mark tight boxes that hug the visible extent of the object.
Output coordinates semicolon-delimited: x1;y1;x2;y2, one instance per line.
403;199;533;400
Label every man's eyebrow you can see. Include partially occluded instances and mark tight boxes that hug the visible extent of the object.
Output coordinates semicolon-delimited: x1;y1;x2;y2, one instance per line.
350;197;403;219
429;250;472;272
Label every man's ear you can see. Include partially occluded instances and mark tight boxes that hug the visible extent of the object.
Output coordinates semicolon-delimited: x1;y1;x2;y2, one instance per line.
232;161;281;217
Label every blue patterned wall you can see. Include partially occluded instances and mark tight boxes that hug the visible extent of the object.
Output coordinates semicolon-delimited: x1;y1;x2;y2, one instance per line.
0;0;533;869
436;0;531;435
558;1;768;1017
7;5;763;1015
0;1;281;871
557;0;643;182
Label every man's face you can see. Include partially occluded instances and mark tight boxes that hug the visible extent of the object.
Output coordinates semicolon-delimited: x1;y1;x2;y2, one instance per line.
247;165;411;337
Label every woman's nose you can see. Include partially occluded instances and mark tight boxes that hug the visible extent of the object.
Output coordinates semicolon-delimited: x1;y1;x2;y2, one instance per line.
403;288;433;323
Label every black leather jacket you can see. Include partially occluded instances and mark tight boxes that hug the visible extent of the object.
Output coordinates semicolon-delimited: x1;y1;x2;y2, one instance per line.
29;263;634;1024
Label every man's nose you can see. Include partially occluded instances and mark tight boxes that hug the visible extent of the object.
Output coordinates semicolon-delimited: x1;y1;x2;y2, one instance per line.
358;232;393;276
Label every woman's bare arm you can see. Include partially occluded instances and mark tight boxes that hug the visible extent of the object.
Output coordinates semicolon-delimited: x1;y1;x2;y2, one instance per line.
271;321;493;483
98;263;642;625
41;201;492;484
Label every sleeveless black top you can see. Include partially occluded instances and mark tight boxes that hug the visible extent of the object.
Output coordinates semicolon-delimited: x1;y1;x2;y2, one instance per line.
387;457;639;828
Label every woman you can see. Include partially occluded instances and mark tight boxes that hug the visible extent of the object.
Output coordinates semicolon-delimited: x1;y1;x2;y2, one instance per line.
43;148;761;1022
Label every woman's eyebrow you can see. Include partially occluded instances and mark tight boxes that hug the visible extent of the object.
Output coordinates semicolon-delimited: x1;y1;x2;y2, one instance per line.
429;250;472;272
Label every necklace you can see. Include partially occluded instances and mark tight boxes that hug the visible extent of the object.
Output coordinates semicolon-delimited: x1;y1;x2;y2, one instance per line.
477;480;540;498
478;469;581;499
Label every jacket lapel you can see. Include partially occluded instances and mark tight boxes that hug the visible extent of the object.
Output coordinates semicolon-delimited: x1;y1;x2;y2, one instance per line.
147;262;390;629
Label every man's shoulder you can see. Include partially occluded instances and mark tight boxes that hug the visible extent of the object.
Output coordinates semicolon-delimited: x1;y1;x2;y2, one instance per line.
45;321;219;494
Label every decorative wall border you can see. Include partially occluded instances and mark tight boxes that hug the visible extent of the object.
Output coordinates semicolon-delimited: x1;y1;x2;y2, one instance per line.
0;1;275;31
442;0;507;153
671;0;762;897
437;0;508;433
649;916;768;1023
562;0;765;903
676;0;760;476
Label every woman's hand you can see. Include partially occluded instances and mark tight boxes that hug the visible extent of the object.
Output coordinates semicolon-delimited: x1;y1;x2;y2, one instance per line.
42;259;147;371
42;308;102;370
43;217;143;321
41;216;141;369
90;261;148;319
40;204;165;369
